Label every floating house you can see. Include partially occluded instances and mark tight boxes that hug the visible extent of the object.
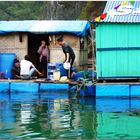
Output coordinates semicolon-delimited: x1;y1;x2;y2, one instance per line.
95;1;140;78
0;20;91;69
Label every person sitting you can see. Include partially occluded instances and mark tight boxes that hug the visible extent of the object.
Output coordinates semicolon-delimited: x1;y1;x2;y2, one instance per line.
12;58;20;79
20;55;42;80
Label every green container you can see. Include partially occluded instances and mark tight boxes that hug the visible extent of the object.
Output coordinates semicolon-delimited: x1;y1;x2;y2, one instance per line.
96;23;140;78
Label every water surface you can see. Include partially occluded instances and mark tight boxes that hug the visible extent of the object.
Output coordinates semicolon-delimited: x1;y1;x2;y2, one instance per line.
0;92;140;139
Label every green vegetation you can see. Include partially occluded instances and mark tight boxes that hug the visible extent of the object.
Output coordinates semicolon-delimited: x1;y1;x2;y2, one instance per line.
79;1;106;20
0;1;46;20
0;1;106;20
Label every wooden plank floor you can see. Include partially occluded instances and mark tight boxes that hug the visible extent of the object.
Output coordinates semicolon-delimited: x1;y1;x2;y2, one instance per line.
0;78;77;85
0;78;140;86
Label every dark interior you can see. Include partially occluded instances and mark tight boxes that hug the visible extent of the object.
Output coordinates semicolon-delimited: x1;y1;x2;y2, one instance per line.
28;33;49;69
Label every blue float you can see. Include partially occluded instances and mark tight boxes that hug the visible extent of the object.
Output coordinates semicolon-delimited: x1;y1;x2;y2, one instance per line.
0;82;9;93
10;82;39;92
40;83;69;92
130;85;140;97
96;85;129;97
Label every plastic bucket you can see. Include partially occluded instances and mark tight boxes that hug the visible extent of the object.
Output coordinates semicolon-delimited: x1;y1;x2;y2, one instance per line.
56;63;67;77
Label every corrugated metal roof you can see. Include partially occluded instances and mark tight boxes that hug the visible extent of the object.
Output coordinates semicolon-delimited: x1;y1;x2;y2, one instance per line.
102;1;140;23
0;20;90;37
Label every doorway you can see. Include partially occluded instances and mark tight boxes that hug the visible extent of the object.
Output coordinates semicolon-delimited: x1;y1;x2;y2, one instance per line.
28;33;49;69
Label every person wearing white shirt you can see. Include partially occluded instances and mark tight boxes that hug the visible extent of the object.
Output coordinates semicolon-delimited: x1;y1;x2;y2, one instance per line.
20;55;42;80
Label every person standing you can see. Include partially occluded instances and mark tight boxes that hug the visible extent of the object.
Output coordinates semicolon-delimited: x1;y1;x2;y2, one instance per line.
57;37;75;78
20;55;42;80
37;40;50;78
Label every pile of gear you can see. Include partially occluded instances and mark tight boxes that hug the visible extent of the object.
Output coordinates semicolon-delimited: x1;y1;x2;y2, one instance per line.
70;70;97;97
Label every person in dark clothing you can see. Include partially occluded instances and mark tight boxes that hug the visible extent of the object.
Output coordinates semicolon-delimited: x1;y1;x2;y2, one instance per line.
57;37;75;78
12;58;20;79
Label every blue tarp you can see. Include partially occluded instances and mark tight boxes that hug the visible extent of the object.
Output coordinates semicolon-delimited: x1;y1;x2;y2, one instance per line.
0;20;91;37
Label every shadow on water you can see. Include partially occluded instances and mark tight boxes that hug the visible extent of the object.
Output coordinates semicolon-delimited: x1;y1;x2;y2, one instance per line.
1;91;140;139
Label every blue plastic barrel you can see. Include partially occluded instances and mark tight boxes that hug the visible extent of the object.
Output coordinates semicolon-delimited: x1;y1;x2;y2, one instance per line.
0;53;16;79
56;63;67;77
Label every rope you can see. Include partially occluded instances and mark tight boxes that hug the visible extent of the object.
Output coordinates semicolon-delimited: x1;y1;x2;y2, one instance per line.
76;78;95;96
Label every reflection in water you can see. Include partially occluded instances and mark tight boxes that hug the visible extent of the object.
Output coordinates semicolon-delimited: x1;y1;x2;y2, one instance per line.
97;112;140;139
21;104;32;124
0;92;140;139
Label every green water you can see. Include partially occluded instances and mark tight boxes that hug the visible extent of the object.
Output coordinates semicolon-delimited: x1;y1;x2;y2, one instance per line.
1;92;140;139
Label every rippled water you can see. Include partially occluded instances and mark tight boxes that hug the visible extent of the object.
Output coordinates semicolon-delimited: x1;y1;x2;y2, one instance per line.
1;92;140;139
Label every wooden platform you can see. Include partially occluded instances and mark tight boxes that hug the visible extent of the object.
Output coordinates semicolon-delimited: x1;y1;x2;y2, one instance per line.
1;78;140;85
0;78;77;85
97;77;140;83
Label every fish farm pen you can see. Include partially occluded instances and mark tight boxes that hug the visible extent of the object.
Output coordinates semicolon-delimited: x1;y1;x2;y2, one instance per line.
1;1;140;139
1;79;140;98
